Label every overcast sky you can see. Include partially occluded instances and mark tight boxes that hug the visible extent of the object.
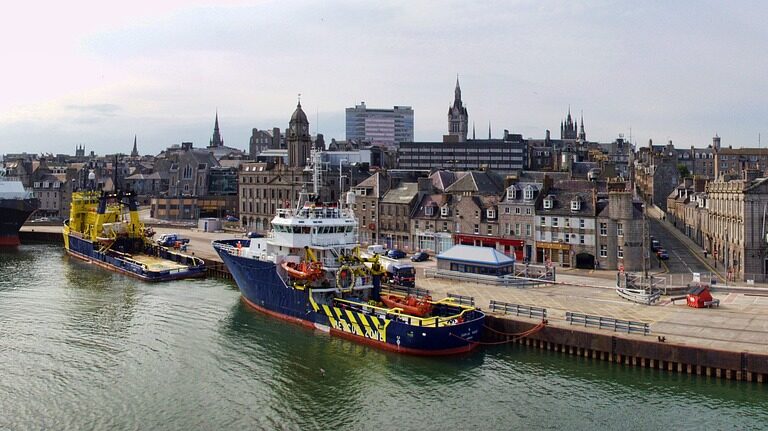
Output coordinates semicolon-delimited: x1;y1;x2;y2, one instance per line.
1;0;767;156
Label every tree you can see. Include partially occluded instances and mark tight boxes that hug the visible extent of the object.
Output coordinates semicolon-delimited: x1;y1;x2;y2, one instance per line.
677;163;690;179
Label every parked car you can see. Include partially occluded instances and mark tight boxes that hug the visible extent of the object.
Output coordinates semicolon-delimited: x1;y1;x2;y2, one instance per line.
386;249;406;259
410;251;429;262
656;249;669;260
156;233;190;247
225;215;239;222
246;231;264;239
367;244;385;255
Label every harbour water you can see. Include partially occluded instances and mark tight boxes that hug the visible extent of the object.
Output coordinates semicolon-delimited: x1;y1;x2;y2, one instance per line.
1;244;767;430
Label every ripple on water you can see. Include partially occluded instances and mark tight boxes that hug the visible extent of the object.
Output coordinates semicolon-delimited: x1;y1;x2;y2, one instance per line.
2;245;768;430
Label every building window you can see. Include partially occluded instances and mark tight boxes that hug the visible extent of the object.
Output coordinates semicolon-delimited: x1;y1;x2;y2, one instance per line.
579;234;585;244
507;187;517;200
526;208;531;215
441;206;449;217
515;223;521;236
579;219;585;229
425;205;434;216
524;186;535;200
487;209;496;219
474;224;479;234
600;245;607;257
526;224;531;237
487;225;493;235
515;207;521;215
475;210;480;218
617;246;624;259
552;217;559;227
600;223;607;236
617;223;624;236
565;218;570;228
504;207;510;214
540;217;546;226
543;197;553;209
571;199;581;211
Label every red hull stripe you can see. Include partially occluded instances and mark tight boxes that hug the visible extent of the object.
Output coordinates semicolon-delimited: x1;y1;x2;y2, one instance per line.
240;295;478;356
0;235;21;247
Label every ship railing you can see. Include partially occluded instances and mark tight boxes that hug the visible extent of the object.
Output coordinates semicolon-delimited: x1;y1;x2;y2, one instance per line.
333;297;473;327
311;235;358;247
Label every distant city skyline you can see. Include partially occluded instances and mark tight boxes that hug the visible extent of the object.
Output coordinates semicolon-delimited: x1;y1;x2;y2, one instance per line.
2;1;767;155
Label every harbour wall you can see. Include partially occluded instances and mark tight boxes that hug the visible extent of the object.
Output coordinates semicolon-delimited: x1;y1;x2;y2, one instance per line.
485;315;768;384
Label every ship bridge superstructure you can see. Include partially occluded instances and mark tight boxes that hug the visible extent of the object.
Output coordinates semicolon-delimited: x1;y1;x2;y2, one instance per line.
269;203;358;250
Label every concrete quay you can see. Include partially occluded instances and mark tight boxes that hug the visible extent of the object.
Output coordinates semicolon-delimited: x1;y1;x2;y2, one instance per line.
22;223;768;382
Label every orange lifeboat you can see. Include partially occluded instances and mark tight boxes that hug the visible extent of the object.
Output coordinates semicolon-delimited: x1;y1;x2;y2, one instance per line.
281;260;324;281
381;294;433;317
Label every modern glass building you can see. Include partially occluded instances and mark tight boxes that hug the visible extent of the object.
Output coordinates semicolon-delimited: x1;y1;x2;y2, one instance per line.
345;102;414;147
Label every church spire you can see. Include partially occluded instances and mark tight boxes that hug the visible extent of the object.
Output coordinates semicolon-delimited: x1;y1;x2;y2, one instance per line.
131;134;138;158
210;111;223;148
578;111;586;141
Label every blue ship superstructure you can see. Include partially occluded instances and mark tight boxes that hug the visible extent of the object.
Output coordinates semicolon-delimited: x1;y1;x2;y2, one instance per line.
213;153;484;355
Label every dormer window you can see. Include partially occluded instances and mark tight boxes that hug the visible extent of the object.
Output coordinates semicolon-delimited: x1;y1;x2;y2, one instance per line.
507;186;518;200
524;186;535;200
440;205;449;217
487;209;496;219
571;198;582;212
425;204;435;216
543;196;554;209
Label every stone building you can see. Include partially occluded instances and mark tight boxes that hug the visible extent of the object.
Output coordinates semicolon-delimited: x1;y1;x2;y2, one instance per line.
377;182;420;251
634;139;680;211
351;172;391;245
705;169;768;281
534;180;643;271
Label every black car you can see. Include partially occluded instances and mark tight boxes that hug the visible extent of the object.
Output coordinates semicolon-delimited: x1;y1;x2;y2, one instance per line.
410;251;429;262
246;231;264;239
386;249;407;259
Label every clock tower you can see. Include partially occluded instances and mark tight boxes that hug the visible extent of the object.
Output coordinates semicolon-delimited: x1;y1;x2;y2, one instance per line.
287;99;312;168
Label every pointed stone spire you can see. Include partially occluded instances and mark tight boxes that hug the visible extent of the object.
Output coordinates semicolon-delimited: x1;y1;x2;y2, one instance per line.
131;134;139;157
578;111;586;141
210;111;223;148
454;75;461;106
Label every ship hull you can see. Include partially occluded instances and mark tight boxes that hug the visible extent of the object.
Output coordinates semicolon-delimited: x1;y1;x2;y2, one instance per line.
65;234;206;282
215;240;484;355
0;198;38;246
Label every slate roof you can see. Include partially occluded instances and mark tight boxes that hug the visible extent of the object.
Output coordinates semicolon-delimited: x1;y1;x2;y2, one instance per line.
437;244;515;266
381;182;418;204
413;193;450;218
445;171;504;195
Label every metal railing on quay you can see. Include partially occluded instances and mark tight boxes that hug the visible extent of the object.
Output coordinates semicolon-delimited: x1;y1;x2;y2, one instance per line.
565;311;650;336
446;293;475;306
380;284;431;298
489;300;547;319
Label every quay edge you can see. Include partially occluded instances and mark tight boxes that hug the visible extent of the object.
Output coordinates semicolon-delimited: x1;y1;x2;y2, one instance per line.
484;315;768;384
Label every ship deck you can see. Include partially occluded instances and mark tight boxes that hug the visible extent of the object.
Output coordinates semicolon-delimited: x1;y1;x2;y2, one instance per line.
131;254;189;272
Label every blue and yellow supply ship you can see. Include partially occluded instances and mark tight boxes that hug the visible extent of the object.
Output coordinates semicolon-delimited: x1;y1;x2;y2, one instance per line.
63;189;205;282
213;153;484;355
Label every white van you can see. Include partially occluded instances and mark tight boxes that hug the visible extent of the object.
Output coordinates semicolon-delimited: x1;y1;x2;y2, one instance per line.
367;244;385;255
